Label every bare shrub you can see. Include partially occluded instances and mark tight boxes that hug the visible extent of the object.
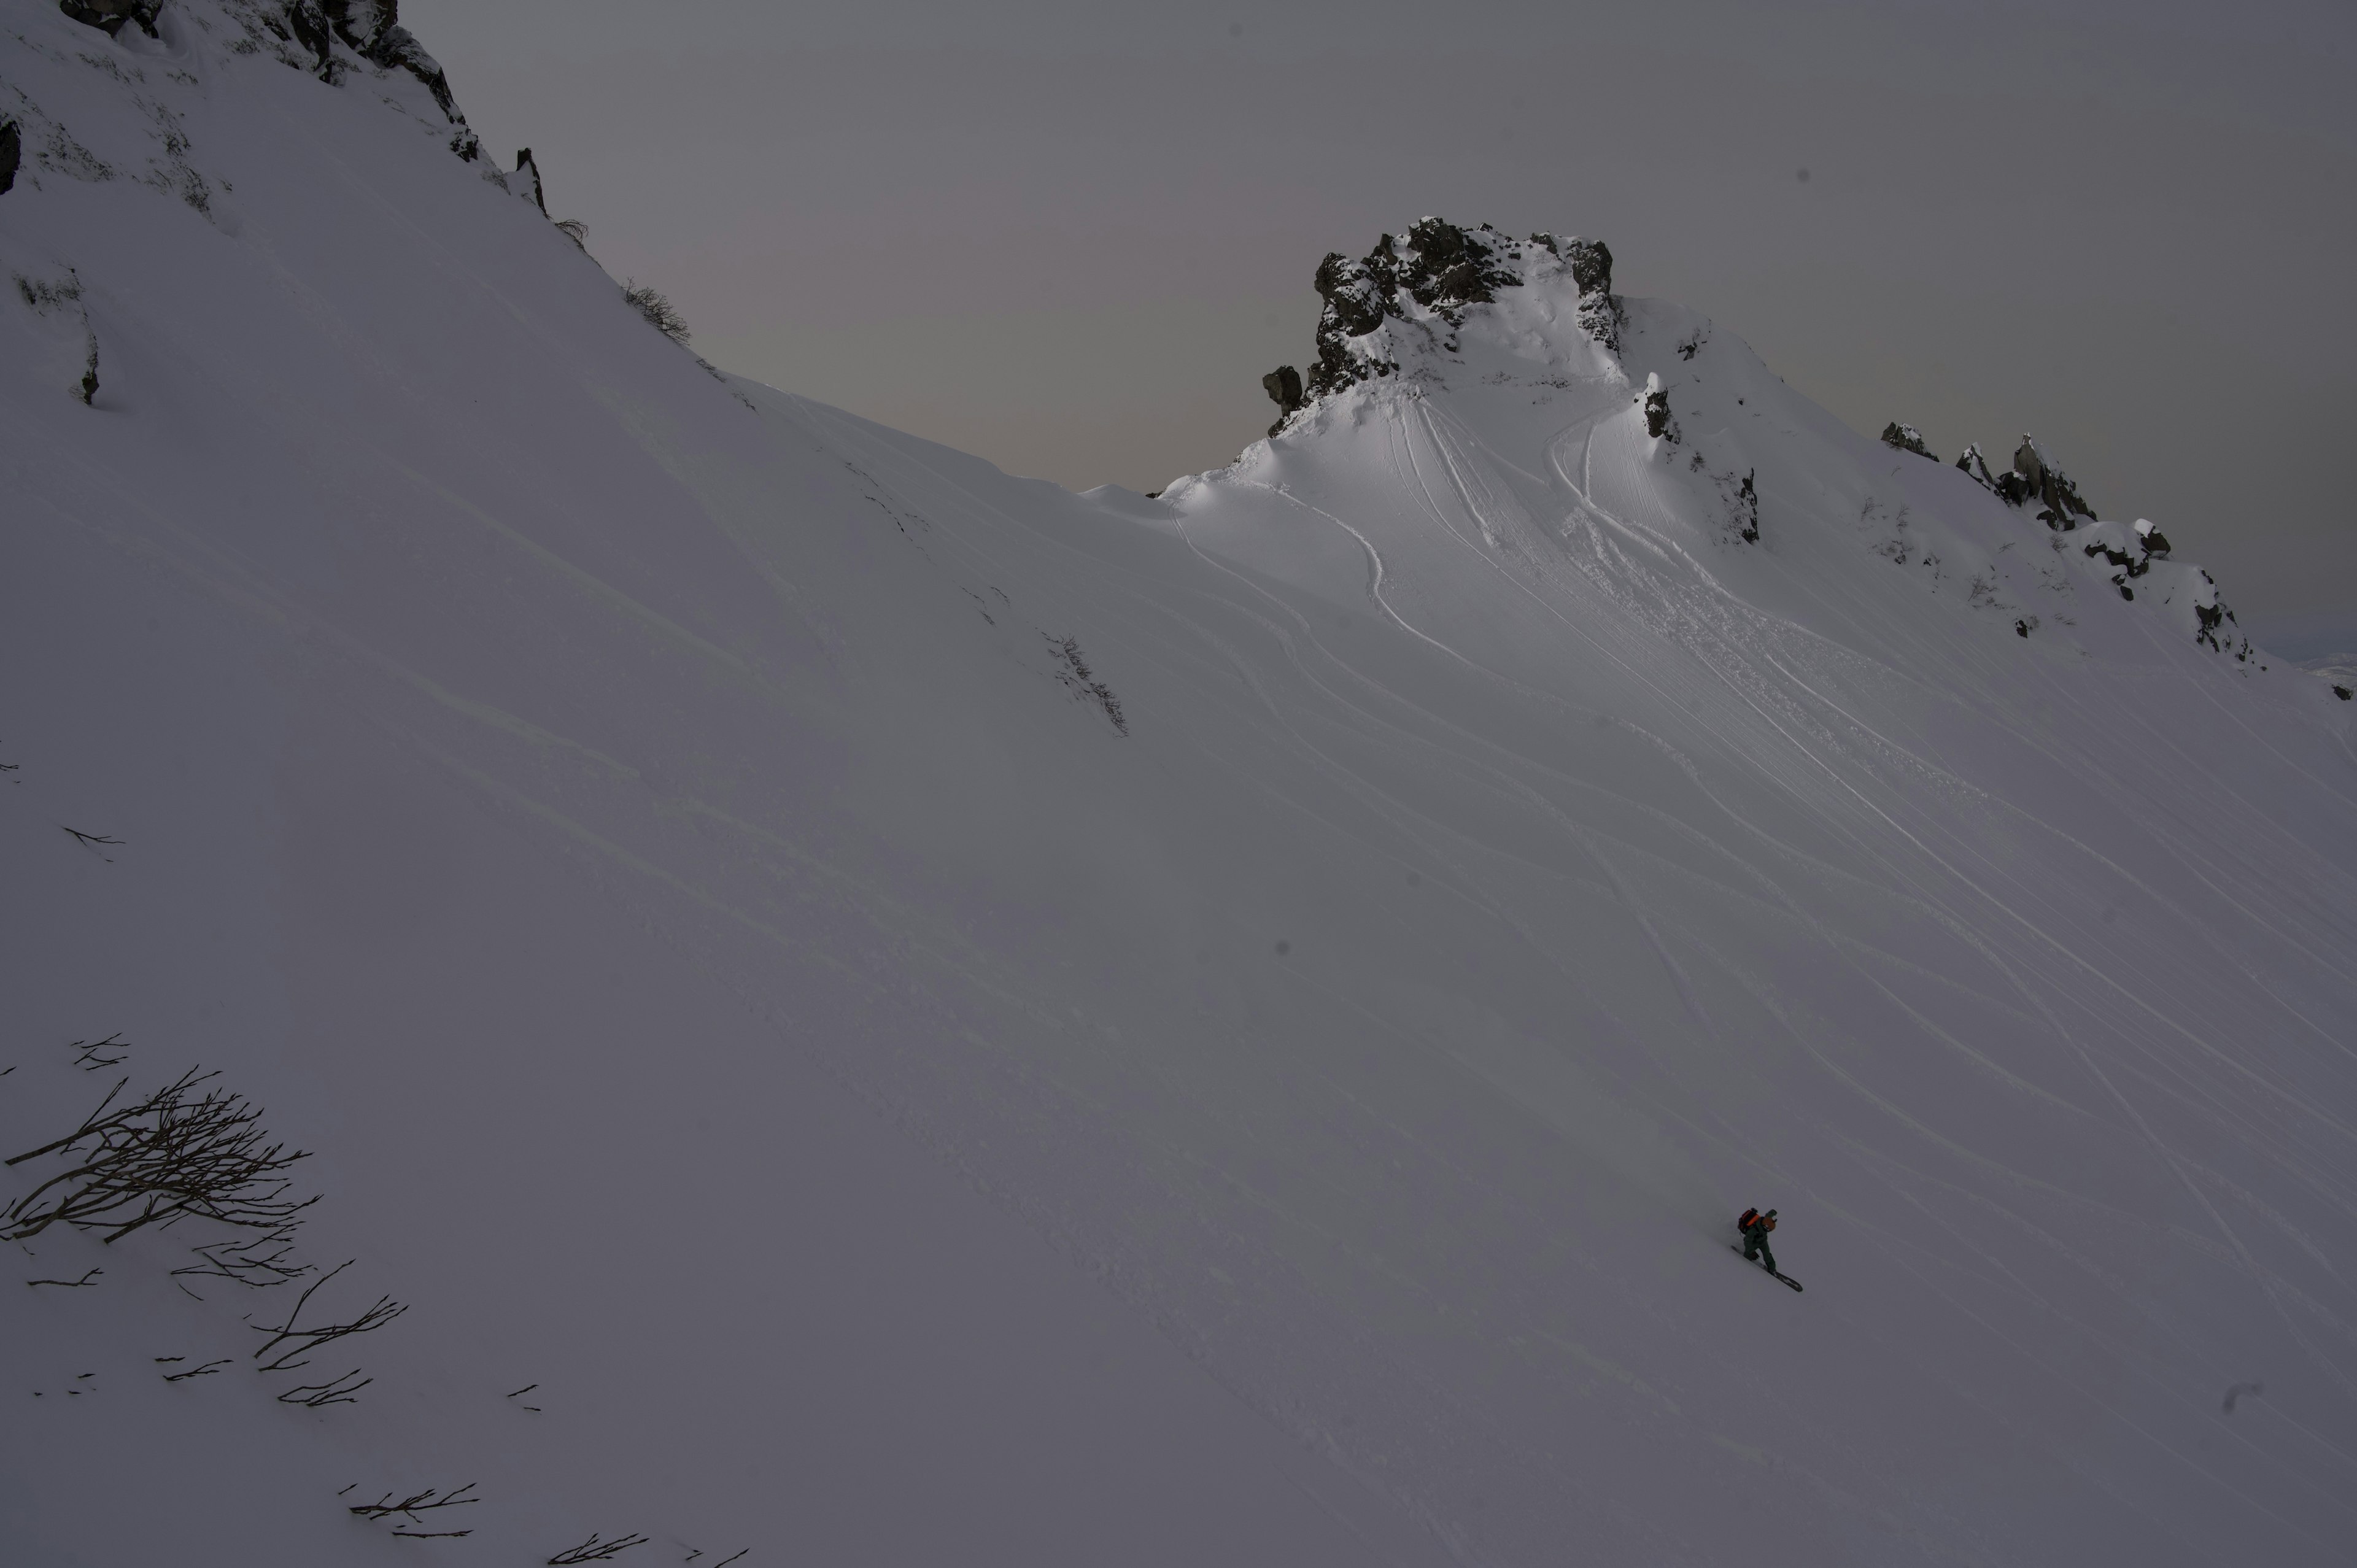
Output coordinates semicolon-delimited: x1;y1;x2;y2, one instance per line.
1045;635;1128;735
2;1069;316;1244
622;282;689;346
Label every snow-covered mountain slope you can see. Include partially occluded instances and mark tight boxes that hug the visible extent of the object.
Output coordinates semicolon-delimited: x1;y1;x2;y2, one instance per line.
7;7;2357;1566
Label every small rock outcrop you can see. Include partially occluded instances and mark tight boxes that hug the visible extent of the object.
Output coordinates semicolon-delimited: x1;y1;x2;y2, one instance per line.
1954;434;2097;530
58;0;163;38
1640;371;1678;442
0;119;20;196
1879;422;1933;458
2080;518;2174;594
1301;219;1620;400
1260;364;1305;437
512;147;547;215
2000;436;2096;528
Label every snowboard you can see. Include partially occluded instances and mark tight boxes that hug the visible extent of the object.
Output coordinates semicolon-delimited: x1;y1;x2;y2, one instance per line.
1732;1245;1803;1291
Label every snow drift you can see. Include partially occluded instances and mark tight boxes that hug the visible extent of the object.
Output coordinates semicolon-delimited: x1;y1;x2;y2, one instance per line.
6;7;2357;1566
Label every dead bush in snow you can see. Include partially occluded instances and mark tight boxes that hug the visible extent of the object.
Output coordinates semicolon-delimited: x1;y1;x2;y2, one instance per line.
623;281;690;346
2;1068;317;1244
1046;634;1128;735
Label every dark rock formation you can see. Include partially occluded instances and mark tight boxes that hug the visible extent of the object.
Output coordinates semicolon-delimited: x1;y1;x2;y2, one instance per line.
1640;373;1678;442
1737;469;1759;543
1995;435;2096;528
323;2;463;122
249;2;469;153
0;120;19;196
2081;520;2172;592
1302;220;1619;398
1260;364;1304;437
1879;422;1933;458
58;1;162;39
1956;443;1998;490
1558;236;1620;351
280;1;333;70
512;147;546;215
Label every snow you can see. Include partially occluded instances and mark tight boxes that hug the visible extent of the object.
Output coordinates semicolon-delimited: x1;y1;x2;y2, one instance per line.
6;6;2357;1566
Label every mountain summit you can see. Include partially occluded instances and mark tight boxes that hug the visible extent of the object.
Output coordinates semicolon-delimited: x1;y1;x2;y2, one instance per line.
6;10;2356;1566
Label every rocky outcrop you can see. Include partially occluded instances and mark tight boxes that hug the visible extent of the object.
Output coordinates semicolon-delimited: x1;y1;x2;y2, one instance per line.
1956;443;1998;489
1954;434;2097;530
1301;219;1619;399
1999;436;2096;528
0;120;19;196
511;147;546;215
1879;422;1933;458
1260;364;1304;437
324;2;463;124
58;1;163;39
2080;518;2173;594
1640;372;1678;442
1562;238;1620;352
249;2;476;158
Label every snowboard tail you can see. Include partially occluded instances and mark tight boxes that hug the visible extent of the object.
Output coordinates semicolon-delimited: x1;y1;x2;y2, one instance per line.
1731;1244;1803;1291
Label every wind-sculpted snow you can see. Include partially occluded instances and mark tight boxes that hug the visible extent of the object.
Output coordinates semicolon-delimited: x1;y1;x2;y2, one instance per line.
6;8;2357;1566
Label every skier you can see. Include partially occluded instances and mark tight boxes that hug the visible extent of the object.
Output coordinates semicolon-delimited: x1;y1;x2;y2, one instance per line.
1736;1207;1779;1272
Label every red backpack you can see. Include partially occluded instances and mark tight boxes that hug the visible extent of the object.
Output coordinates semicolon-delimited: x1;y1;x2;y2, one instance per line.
1737;1208;1758;1230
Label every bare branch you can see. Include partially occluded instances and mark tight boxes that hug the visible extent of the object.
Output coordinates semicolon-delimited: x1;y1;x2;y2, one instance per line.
175;1224;311;1288
350;1482;479;1523
71;1034;128;1071
26;1267;101;1288
548;1531;651;1564
161;1357;232;1381
60;824;123;857
250;1260;406;1370
277;1368;370;1407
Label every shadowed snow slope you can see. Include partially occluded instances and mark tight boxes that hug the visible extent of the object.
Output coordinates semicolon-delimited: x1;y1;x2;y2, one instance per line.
6;7;2357;1566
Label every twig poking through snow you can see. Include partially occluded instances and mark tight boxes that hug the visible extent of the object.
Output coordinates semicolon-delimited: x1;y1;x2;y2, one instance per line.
548;1531;651;1563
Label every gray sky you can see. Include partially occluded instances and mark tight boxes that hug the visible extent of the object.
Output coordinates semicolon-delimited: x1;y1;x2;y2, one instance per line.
406;0;2357;651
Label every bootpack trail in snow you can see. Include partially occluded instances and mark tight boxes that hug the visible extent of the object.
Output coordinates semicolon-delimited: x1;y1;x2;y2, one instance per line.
4;11;2356;1567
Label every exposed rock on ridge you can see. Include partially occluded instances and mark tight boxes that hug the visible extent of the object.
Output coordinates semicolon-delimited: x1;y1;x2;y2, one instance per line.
238;1;478;160
1957;433;2095;530
1879;422;1933;458
1260;364;1304;437
1289;218;1622;412
58;1;163;38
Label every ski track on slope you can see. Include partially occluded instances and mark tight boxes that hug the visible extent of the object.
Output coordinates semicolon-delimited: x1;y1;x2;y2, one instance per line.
1197;394;2357;1471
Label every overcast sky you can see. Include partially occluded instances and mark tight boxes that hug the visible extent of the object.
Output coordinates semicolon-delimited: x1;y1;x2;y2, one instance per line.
405;0;2357;652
